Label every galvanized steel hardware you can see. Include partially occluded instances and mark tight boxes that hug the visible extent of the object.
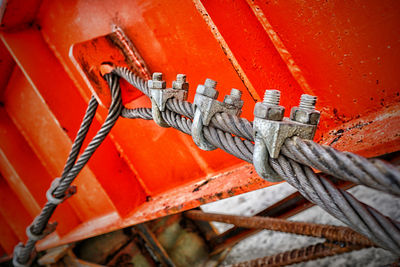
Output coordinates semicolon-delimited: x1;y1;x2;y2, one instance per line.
253;90;320;182
46;178;76;205
149;72;188;127
192;79;243;150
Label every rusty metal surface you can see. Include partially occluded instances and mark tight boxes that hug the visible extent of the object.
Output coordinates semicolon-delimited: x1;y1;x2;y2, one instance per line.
185;210;374;247
230;241;367;267
134;224;175;267
209;180;354;254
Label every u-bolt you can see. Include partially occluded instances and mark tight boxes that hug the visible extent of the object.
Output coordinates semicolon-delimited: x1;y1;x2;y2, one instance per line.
151;98;170;127
192;109;217;151
253;134;282;182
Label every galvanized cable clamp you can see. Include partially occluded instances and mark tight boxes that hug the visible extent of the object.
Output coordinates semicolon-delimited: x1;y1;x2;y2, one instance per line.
13;221;57;267
192;79;243;151
253;91;320;182
13;243;35;267
26;221;58;242
46;177;77;205
149;72;188;127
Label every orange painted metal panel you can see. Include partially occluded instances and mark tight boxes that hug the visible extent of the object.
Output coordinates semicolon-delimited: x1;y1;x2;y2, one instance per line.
0;107;81;235
0;174;32;242
36;0;256;196
1;29;147;216
3;66;117;221
0;0;398;253
0;212;19;254
199;0;400;156
37;162;272;251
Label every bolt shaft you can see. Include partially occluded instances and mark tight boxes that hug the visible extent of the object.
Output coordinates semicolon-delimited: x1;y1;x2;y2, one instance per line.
176;74;186;82
299;94;317;110
230;88;242;99
263;90;281;105
152;72;163;81
204;79;217;89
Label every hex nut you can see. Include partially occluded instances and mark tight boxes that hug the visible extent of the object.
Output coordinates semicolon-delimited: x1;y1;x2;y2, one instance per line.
148;80;166;89
224;95;244;108
196;84;218;99
254;102;285;121
290;107;320;125
172;80;189;91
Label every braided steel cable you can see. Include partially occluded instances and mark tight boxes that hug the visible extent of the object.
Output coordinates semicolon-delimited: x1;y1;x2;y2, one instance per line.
121;107;152;120
270;156;400;253
114;68;400;253
112;67;150;96
53;74;122;197
115;67;400;196
281;137;400;196
62;96;99;177
14;74;122;266
121;106;400;254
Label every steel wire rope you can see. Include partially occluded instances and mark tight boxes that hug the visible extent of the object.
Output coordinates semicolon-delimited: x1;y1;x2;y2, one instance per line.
119;107;400;254
114;66;400;197
14;74;123;266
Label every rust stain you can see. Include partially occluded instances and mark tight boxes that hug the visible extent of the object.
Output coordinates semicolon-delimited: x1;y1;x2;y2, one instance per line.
329;121;373;146
76;53;102;94
105;28;150;81
192;179;211;193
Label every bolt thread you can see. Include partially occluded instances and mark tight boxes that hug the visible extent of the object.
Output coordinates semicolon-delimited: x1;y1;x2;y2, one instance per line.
176;74;186;82
152;72;163;81
230;88;242;99
263;90;281;105
204;78;217;89
299;94;317;110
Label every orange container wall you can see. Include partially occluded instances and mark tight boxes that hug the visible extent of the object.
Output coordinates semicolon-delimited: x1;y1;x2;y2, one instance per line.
0;0;399;255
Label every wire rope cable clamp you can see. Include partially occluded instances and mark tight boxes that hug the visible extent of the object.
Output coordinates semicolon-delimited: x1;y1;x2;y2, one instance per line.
149;72;188;127
253;91;320;182
46;177;77;205
192;79;243;151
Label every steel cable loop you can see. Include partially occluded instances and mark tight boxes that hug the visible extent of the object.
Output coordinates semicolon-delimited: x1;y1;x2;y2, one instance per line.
282;137;400;196
270;156;400;253
61;96;99;177
112;67;150;96
14;74;123;266
53;74;122;197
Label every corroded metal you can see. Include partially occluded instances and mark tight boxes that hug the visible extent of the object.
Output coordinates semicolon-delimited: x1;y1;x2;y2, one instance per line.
230;242;366;267
185;210;374;246
209;180;354;255
134;224;175;267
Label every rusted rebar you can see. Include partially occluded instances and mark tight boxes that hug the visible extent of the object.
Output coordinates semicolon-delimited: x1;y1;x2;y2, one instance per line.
185;210;374;247
230;241;366;267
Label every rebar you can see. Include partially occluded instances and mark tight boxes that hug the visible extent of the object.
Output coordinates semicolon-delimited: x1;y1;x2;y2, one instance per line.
230;242;367;267
185;210;374;246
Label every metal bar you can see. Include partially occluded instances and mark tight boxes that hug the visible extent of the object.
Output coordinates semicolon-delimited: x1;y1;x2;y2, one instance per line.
209;180;353;254
185;210;373;247
134;224;175;267
229;241;367;267
209;192;311;254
